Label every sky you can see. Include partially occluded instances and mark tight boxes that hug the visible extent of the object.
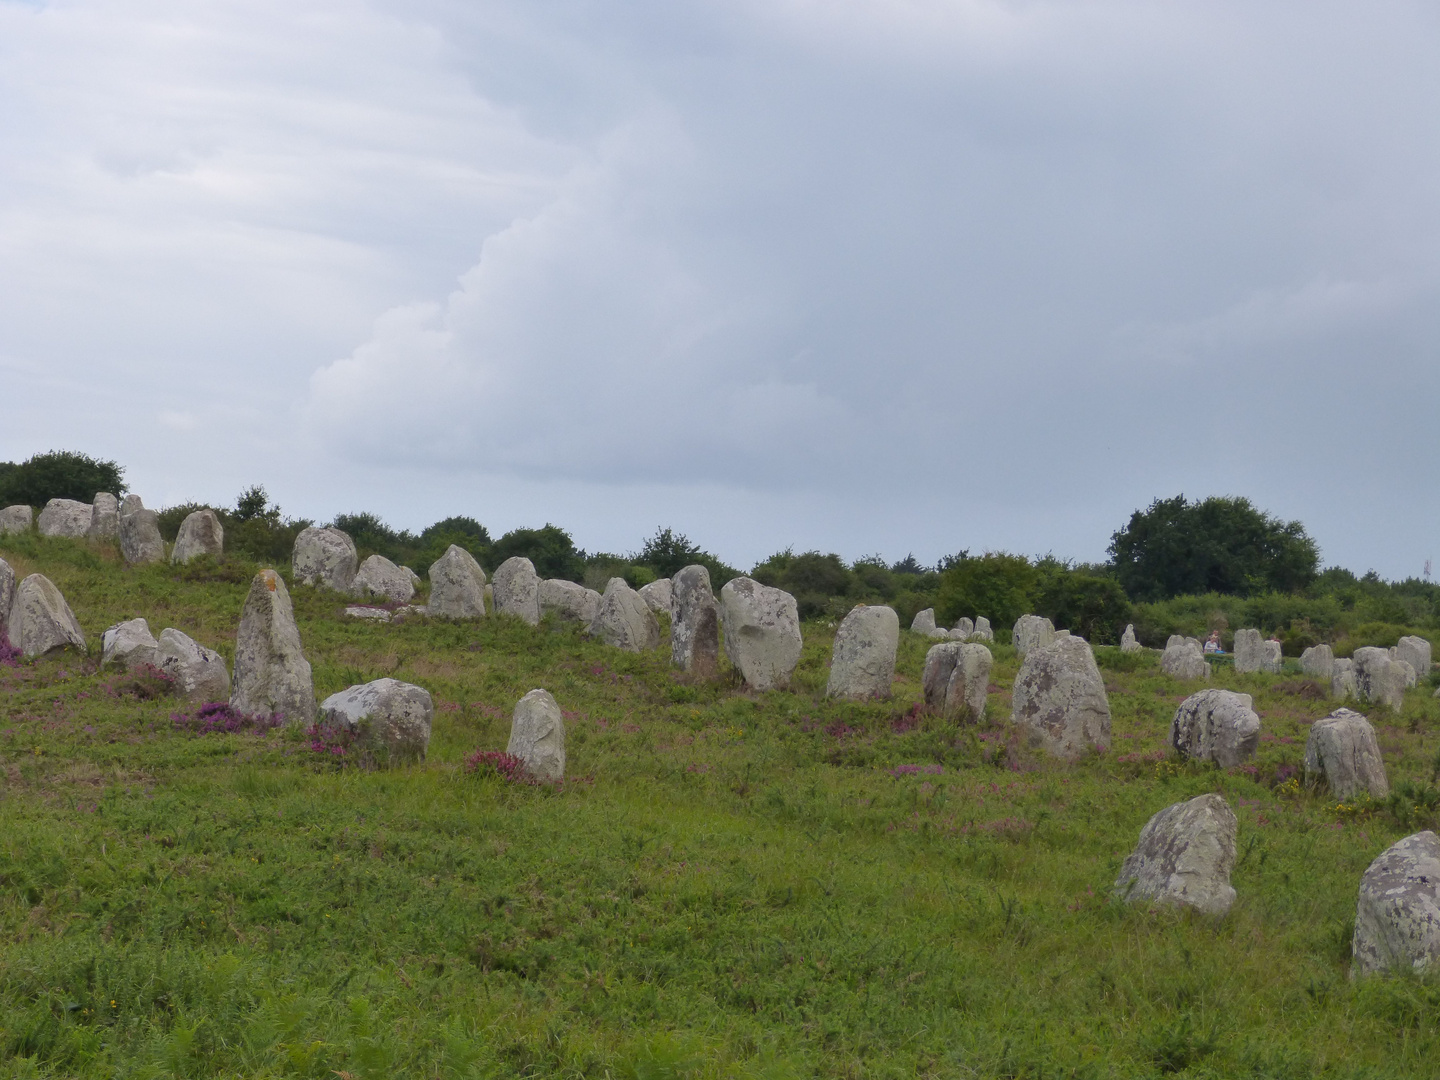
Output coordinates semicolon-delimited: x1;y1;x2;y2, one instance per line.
1;0;1437;577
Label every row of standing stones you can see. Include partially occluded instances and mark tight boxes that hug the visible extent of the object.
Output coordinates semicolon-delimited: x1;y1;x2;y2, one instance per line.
6;518;1440;976
0;496;224;566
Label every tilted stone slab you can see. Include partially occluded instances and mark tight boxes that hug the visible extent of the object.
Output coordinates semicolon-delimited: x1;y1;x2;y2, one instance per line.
9;574;86;657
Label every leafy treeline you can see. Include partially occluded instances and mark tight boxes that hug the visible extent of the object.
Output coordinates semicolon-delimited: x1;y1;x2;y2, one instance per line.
7;453;1435;651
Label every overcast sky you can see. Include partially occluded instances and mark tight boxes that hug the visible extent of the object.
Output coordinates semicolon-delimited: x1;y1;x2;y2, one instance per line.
2;1;1437;576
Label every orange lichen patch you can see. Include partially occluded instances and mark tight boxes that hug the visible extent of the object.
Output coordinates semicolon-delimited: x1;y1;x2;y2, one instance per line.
261;570;279;591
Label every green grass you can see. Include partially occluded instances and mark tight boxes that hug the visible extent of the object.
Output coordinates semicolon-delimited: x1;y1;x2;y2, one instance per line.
4;537;1440;1077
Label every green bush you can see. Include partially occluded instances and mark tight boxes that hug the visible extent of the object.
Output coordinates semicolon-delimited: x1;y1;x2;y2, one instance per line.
492;524;585;583
937;552;1038;630
0;449;126;506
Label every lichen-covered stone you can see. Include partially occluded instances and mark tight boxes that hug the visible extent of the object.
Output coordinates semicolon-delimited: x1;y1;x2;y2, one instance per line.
911;608;937;635
292;527;358;592
1301;643;1334;682
1114;794;1237;916
119;507;165;565
1013;614;1055;658
1170;689;1260;767
1353;831;1440;977
588;578;660;652
172;509;224;564
508;689;565;781
320;678;432;764
826;605;899;701
349;554;416;604
88;493;119;539
37;498;92;538
719;577;802;691
1355;647;1407;711
230;569;315;724
1396;636;1433;678
8;574;86;657
100;617;159;670
1305;708;1389;799
156;628;231;702
637;578;672;616
492;557;541;626
0;505;32;535
427;545;486;619
1161;635;1210;680
1121;624;1141;653
539;579;600;625
671;565;719;677
1010;635;1111;759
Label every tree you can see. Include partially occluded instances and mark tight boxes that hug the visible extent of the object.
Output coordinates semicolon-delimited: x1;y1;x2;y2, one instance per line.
0;450;126;506
1108;495;1319;601
937;552;1039;630
1035;565;1131;644
491;524;585;583
637;527;704;578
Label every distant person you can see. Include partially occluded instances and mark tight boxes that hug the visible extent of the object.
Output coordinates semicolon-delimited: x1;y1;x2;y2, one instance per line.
1203;630;1224;655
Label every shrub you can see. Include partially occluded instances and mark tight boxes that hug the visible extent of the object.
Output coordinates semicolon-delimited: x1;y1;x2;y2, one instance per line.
463;749;534;784
492;524;585;583
0;450;126;506
937;552;1038;630
172;702;284;735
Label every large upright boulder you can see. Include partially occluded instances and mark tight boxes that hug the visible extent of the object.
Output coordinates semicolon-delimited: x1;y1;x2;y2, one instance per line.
492;557;541;626
1353;831;1440;977
1120;624;1141;653
230;569;315;724
911;608;937;635
1354;647;1407;711
37;498;92;538
589;578;660;652
88;493;119;539
292;527;358;592
427;545;486;619
971;616;994;642
0;557;13;639
0;505;32;535
1333;658;1358;700
1233;629;1281;674
319;678;432;764
671;564;719;676
119;506;165;565
349;554;416;603
921;641;991;720
1010;635;1111;759
826;605;899;701
120;495;143;516
637;578;672;616
1304;708;1389;799
719;577;803;692
1300;643;1334;682
1171;689;1260;768
172;509;224;564
8;574;86;657
156;628;231;702
507;689;565;781
1114;794;1237;916
539;579;601;625
100;617;159;670
1160;635;1210;680
1013;614;1055;658
1396;636;1433;679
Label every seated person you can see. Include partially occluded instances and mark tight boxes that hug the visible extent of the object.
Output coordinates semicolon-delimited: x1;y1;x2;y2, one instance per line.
1203;630;1223;654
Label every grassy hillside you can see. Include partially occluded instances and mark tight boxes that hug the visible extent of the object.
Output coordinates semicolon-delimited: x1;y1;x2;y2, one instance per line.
3;536;1440;1078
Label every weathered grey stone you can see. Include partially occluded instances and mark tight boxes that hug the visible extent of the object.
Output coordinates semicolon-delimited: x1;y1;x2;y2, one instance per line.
589;578;660;652
119;507;165;565
1300;643;1334;682
156;628;231;702
1264;640;1283;671
0;557;13;640
120;494;143;515
826;605;900;701
0;505;32;535
1398;659;1419;689
1121;624;1141;653
349;554;416;603
427;545;486;619
911;608;937;635
1114;794;1237;916
390;605;428;622
945;643;993;720
492;557;541;626
230;569;315;724
1171;689;1260;768
1010;635;1111;759
1355;647;1407;711
344;606;392;622
952;617;974;639
508;688;565;781
1233;629;1281;674
971;616;993;642
671;565;719;676
637;578;672;616
171;509;224;564
1161;635;1210;680
1305;708;1389;799
922;642;962;709
100;617;159;670
292;527;358;592
1333;658;1358;700
1353;831;1440;977
8;574;86;657
1397;636;1433;678
319;678;432;763
88;493;119;539
539;579;601;625
1013;614;1055;658
719;577;803;691
37;498;92;538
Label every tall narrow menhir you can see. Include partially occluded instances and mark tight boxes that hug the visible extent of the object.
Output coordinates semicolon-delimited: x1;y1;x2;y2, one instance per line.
231;569;316;725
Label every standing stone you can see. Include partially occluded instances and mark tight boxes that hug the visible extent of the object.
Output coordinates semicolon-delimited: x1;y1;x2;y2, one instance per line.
88;493;119;539
171;509;224;564
826;605;900;701
971;616;994;642
0;505;32;535
910;608;937;635
0;557;13;640
1013;614;1055;658
349;554;416;603
1396;636;1432;679
8;574;86;657
952;617;974;639
230;569;315;724
637;578;672;616
1234;629;1280;674
492;557;541;626
1171;689;1260;767
1120;624;1141;653
1333;658;1358;701
156;628;231;702
588;578;660;652
922;642;963;711
1160;635;1210;680
427;545;486;619
119;507;165;565
120;494;144;516
1305;708;1389;799
1010;635;1111;759
1300;643;1334;682
671;564;719;677
1113;794;1238;916
1263;640;1283;672
945;643;993;720
100;618;159;670
539;578;601;625
719;577;803;692
1354;647;1407;711
292;527;358;592
319;678;432;764
37;498;93;538
1353;832;1440;977
507;689;565;781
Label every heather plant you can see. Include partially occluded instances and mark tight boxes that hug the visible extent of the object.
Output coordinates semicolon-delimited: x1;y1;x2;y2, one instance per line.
171;702;284;736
